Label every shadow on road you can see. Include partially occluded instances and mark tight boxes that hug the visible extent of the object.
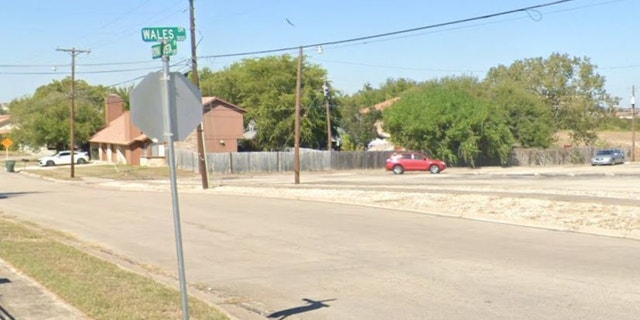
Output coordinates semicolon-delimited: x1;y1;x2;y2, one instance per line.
0;192;42;199
267;298;336;319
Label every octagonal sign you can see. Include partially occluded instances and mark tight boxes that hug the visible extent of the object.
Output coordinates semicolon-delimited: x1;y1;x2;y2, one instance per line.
130;71;203;141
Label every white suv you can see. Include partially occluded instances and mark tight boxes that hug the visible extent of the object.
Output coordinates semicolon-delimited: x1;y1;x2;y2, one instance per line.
38;151;90;167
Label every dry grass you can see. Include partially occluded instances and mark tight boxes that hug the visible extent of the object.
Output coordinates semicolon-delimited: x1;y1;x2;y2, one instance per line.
23;163;200;181
555;130;638;159
554;130;634;147
0;217;229;320
0;150;33;158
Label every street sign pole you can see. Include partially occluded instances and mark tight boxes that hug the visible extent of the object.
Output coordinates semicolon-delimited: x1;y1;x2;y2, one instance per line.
161;53;190;320
135;26;195;320
2;138;13;160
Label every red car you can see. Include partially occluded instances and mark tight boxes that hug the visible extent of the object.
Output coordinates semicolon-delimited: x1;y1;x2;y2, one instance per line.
385;152;447;174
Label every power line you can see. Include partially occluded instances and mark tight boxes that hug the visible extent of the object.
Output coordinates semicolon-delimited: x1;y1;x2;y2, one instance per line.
310;57;485;74
70;0;187;53
1;66;161;75
0;60;159;69
200;0;573;59
0;59;190;87
106;74;147;88
0;0;592;90
78;60;157;66
0;0;576;73
0;64;67;68
104;58;190;88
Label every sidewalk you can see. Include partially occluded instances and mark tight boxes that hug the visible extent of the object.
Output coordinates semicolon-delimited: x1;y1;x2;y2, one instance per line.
0;259;90;320
1;167;91;319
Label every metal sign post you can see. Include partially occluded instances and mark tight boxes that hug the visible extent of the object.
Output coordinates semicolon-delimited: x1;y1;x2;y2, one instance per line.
161;54;190;320
132;26;198;320
2;138;13;160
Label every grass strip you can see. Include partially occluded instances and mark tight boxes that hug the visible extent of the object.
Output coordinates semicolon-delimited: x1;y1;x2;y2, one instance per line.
0;217;228;320
24;163;198;181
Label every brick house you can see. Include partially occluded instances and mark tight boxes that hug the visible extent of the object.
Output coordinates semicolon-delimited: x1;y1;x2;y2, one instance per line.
89;95;152;165
179;96;247;153
89;94;247;165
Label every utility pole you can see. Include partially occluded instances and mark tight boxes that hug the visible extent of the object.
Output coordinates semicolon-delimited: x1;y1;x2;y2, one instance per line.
323;80;332;151
189;0;209;189
57;47;90;178
294;46;302;184
632;85;636;162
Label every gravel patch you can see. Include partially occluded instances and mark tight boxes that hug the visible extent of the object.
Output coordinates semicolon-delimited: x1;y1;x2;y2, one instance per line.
205;185;640;240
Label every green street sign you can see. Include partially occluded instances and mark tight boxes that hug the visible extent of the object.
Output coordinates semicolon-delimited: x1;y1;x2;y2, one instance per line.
141;27;186;42
152;40;178;59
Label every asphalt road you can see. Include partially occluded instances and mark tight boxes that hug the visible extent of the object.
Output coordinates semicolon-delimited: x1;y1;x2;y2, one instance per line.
1;170;640;320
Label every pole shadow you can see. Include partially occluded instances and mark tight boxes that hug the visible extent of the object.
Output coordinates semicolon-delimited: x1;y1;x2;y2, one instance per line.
267;298;336;319
0;191;42;199
0;305;16;320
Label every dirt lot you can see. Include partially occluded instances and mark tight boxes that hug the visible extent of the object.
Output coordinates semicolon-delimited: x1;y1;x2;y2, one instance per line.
191;164;640;241
22;161;640;241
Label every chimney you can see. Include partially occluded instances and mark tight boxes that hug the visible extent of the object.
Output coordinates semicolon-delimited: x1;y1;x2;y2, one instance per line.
105;94;125;125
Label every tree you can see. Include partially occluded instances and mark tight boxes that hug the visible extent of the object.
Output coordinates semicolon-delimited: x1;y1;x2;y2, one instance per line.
9;78;108;150
485;82;554;148
199;55;336;151
108;85;133;110
383;77;514;167
337;109;379;151
346;78;418;109
485;53;618;145
340;78;418;150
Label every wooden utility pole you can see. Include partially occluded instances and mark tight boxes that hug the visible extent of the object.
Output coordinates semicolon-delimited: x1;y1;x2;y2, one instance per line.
189;0;209;189
294;46;302;184
632;85;636;162
57;47;90;178
324;80;332;151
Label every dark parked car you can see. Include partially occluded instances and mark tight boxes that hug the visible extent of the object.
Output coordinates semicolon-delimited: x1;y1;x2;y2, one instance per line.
385;152;447;174
591;148;625;166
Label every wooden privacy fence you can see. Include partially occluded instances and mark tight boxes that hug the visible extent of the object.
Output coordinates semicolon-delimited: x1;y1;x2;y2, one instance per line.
510;146;630;166
175;149;394;174
174;147;630;174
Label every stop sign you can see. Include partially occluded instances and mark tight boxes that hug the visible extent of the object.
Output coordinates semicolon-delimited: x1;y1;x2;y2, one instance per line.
130;71;203;141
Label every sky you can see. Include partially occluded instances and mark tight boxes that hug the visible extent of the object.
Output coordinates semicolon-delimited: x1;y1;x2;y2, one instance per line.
0;0;639;107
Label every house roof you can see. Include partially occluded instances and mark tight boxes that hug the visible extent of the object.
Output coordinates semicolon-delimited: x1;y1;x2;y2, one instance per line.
0;115;11;135
359;97;400;114
89;111;148;146
202;96;247;113
90;97;246;146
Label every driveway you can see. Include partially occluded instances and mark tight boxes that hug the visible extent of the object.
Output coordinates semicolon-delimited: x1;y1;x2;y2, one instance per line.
1;169;640;319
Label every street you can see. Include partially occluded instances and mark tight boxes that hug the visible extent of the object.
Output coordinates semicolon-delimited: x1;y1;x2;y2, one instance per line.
1;170;640;319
